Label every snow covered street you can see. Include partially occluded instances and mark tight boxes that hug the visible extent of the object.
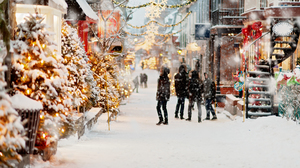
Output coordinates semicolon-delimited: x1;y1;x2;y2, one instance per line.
32;68;300;168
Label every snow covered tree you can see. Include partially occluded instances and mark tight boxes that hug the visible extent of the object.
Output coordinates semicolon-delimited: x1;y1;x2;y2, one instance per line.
87;0;133;120
61;21;99;110
0;58;25;167
11;14;73;139
89;53;120;113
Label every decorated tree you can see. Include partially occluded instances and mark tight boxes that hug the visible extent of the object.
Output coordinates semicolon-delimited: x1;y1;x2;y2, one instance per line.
89;53;121;115
11;14;73;141
61;21;99;110
88;0;132;122
0;58;25;167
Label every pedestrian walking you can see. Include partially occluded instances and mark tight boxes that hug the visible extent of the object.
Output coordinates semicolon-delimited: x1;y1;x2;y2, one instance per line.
141;61;144;70
132;76;139;93
174;64;188;119
143;73;148;88
186;70;203;122
140;73;144;88
203;72;217;120
156;67;170;125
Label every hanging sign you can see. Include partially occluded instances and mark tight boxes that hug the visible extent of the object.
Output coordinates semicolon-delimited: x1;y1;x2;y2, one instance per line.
195;23;210;40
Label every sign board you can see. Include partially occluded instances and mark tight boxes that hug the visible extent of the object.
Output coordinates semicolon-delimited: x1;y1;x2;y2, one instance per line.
195;23;210;40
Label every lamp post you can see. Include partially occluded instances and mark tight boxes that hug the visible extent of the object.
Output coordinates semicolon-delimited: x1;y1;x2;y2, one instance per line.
177;49;184;63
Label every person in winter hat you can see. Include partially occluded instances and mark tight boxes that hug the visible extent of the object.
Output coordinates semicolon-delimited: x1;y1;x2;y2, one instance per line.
174;64;188;119
132;76;139;93
156;66;171;125
143;73;148;88
203;72;217;120
186;70;203;122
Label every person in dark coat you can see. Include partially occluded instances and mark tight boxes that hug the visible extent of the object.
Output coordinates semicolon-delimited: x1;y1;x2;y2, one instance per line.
174;64;188;119
156;67;171;125
203;72;217;120
140;73;144;88
186;70;203;122
143;73;148;88
132;76;139;93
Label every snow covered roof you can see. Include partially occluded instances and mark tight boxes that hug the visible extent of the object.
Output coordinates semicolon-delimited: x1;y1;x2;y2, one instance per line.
76;0;98;21
51;0;68;9
11;94;43;110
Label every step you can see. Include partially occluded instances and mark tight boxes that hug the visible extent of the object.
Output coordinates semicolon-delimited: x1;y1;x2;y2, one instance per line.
248;71;270;75
274;35;298;38
247;111;272;116
255;65;270;69
273;47;292;50
248;84;269;88
248;91;270;95
248;98;271;102
273;41;294;44
248;105;272;109
271;53;285;58
247;77;269;81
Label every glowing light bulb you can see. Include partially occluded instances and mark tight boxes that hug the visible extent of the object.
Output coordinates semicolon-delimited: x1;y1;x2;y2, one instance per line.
0;152;3;156
21;64;24;69
40;115;44;119
26;89;31;95
61;128;65;133
28;56;31;61
55;113;59;117
43;133;46;138
41;60;44;65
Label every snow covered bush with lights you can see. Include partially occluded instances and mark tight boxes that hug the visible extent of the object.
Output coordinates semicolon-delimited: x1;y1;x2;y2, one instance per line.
0;58;25;167
11;14;74;141
276;66;300;122
89;53;121;115
61;21;99;110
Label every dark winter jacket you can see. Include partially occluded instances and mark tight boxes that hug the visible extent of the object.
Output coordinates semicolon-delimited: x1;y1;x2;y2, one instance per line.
188;71;203;101
144;73;148;82
175;65;188;98
156;68;170;101
203;77;216;100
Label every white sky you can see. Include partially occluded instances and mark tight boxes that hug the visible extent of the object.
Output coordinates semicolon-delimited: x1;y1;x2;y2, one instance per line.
127;0;148;26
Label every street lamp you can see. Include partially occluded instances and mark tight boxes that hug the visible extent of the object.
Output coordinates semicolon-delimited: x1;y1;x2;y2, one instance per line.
177;49;182;55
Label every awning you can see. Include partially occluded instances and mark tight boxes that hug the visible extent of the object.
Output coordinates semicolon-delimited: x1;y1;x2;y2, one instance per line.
76;0;98;21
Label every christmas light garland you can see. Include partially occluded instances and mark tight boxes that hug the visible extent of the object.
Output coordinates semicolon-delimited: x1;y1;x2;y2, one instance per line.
123;29;182;37
135;36;170;46
112;0;197;9
124;12;191;29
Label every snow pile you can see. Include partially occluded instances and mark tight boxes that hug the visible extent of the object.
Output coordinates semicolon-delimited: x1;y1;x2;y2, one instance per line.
11;94;43;110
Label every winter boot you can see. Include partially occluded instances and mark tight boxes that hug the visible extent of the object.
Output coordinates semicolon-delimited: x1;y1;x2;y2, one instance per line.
186;118;191;121
205;116;210;120
163;119;168;125
156;118;163;125
175;114;179;119
180;116;184;120
198;117;201;123
211;115;217;120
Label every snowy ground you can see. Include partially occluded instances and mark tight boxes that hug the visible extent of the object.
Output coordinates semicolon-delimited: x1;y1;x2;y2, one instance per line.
32;67;300;168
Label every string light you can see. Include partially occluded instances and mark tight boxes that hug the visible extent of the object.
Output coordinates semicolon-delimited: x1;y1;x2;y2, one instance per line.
112;0;197;9
124;29;182;37
124;12;191;29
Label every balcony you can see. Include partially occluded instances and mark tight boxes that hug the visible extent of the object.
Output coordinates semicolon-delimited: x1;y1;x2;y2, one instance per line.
212;8;246;26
